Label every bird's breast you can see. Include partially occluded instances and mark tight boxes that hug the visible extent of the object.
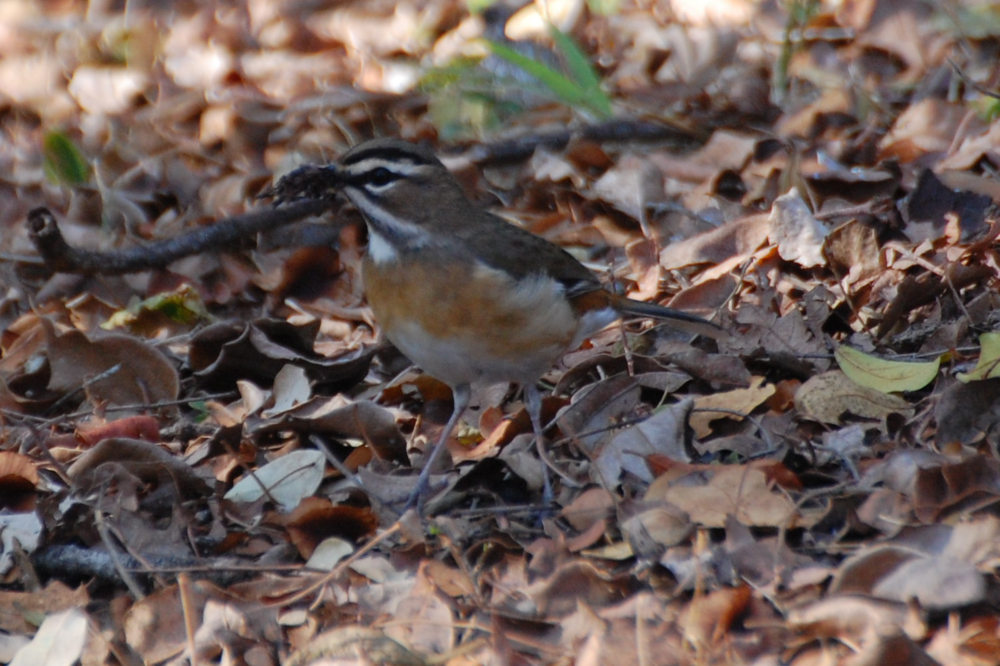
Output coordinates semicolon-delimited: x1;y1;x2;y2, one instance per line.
362;250;588;386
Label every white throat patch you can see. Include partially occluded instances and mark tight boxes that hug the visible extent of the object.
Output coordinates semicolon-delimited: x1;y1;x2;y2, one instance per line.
366;229;398;264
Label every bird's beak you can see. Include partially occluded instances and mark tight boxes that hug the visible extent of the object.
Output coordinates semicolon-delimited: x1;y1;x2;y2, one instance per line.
320;164;342;186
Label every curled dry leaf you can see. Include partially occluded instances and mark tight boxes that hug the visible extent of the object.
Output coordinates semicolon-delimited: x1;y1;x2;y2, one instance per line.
385;570;456;657
786;595;927;647
304;537;354;571
262;364;311;417
0;451;38;512
67;437;211;498
875;556;985;610
560;487;615;532
911;456;1000;523
821;217;885;289
280;496;377;558
67;65;148;115
556;374;642;457
522;560;633;618
43;320;179;407
957;332;1000;383
189;318;373;389
934;377;1000;445
659;211;770;270
123;585;194;664
879;99;976;164
655;341;752;388
832;515;1000;612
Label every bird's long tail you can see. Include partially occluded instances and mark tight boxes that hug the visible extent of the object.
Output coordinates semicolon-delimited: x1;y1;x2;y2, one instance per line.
615;296;729;340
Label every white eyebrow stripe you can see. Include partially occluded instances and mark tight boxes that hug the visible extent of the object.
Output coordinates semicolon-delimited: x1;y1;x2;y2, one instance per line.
340;157;429;178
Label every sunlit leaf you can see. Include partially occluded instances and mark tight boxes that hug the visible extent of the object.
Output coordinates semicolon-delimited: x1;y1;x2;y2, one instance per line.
957;332;1000;382
835;345;940;393
101;284;211;332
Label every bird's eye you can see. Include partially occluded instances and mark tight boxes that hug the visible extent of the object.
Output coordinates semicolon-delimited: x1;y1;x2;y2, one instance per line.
367;167;396;187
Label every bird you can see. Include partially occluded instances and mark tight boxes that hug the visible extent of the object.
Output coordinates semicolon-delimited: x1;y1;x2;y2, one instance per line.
326;138;723;511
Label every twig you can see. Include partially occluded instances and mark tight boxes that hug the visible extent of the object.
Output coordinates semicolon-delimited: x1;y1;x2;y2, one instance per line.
266;520;403;608
178;573;200;666
450;118;704;166
94;508;146;600
26;198;335;275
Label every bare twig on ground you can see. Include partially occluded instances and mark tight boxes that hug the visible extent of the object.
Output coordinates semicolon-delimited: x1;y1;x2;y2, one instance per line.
26;198;335;275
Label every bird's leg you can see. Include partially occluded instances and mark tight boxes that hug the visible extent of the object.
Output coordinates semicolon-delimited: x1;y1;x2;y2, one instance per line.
523;383;575;508
404;383;471;513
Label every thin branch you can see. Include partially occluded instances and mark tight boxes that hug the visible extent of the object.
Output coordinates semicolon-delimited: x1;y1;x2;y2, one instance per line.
450;118;704;166
26;198;335;275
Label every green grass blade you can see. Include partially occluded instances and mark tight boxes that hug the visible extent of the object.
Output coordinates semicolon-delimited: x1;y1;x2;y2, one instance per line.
43;131;90;185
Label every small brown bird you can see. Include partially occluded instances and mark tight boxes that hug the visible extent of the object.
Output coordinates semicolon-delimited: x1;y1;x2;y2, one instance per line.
330;138;722;509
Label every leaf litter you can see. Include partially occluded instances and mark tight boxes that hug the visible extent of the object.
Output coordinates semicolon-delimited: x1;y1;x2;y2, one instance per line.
1;0;1000;664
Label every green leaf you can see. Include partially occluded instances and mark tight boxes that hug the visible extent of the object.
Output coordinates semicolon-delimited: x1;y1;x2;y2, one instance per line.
43;131;90;185
957;332;1000;382
550;28;599;86
586;0;621;15
834;345;940;393
102;285;210;332
486;40;582;100
486;37;611;118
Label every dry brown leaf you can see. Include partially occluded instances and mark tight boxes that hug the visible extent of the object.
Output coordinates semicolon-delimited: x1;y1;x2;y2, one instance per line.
879;98;978;162
285;626;422;666
280;497;378;558
0;582;89;635
44;323;179;407
0;452;37;513
786;595;926;647
680;584;752;649
384;570;456;656
67;436;211;498
690;376;775;438
658;212;770;269
620;501;692;560
646;463;818;528
9;607;90;666
124;585;198;664
796;370;912;426
769;189;828;268
596;398;694;485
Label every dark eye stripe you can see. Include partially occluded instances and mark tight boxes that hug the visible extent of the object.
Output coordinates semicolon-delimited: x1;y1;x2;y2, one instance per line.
365;167;399;187
341;166;403;190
